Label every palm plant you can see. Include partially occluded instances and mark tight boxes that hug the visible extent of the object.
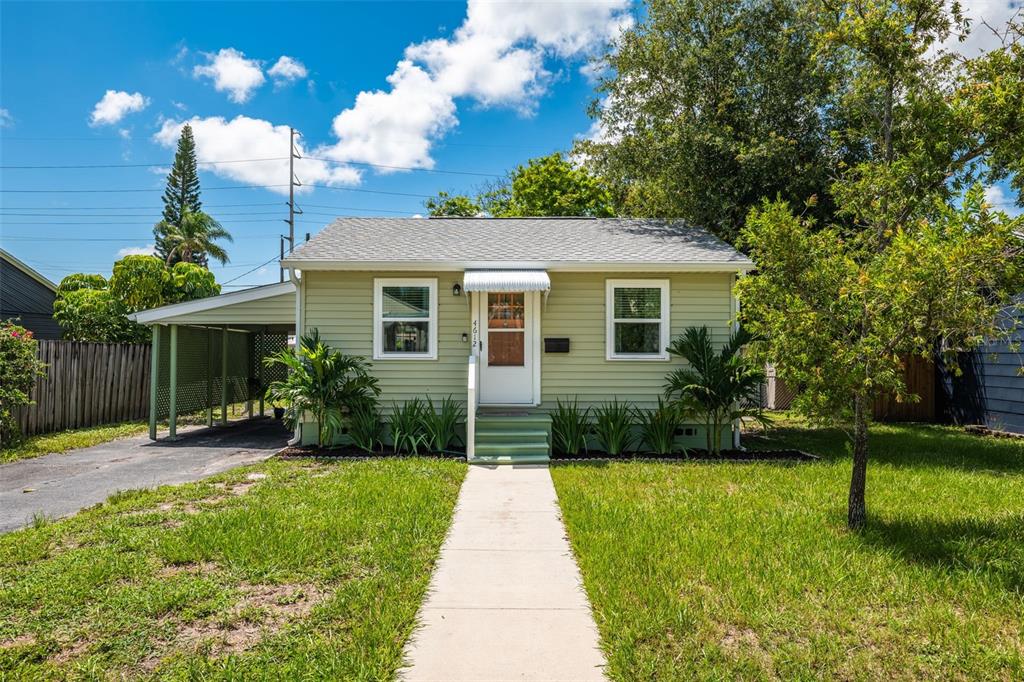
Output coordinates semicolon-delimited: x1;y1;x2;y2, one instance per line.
159;209;233;266
664;325;768;456
263;330;380;447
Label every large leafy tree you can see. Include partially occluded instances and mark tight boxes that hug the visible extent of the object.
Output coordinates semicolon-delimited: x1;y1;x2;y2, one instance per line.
484;153;615;217
739;2;1024;530
55;256;222;343
157;210;232;266
579;0;840;242
425;191;482;217
155;124;202;264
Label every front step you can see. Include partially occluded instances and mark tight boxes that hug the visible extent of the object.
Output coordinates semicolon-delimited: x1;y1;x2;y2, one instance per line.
471;411;551;464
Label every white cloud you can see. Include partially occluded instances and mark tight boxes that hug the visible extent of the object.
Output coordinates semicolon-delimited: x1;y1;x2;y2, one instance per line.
318;0;632;170
90;90;149;126
268;56;308;83
943;1;1022;55
154;115;361;195
117;244;157;258
0;108;13;127
985;184;1022;216
193;48;265;103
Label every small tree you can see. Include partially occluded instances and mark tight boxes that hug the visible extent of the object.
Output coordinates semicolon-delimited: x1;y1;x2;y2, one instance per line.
0;321;47;444
53;288;143;343
739;190;1023;528
109;255;169;313
664;325;767;456
263;331;380;446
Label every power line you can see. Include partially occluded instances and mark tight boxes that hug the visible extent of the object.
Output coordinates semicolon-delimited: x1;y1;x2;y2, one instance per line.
0;183;434;198
1;234;281;242
0;202;285;210
0;219;286;225
0;211;285;217
0;157;288;170
223;254;281;285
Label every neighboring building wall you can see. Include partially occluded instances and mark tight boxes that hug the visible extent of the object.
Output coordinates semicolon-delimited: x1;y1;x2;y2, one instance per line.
0;258;61;339
940;298;1024;434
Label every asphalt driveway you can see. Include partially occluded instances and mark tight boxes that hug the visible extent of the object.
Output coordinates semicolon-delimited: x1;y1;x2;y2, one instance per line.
1;418;290;534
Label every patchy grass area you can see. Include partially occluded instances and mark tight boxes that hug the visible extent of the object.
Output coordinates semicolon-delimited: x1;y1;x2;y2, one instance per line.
0;457;465;679
552;421;1024;680
1;422;148;463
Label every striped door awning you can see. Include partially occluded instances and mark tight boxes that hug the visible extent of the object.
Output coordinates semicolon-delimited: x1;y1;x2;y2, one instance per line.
462;270;551;292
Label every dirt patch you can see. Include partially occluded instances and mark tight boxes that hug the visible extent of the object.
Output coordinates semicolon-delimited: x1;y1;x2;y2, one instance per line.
141;582;328;670
719;626;776;677
1;634;37;650
49;637;92;665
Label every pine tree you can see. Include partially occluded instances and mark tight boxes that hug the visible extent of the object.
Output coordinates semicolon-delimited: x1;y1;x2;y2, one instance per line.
155;124;202;264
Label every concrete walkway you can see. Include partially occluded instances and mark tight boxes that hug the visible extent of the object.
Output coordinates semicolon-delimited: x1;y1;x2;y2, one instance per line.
401;464;607;681
1;419;289;534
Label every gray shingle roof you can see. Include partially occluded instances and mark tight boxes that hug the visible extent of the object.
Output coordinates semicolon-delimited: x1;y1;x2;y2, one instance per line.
284;217;752;269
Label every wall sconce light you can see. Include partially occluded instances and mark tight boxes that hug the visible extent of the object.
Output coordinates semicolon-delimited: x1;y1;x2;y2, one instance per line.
461;333;469;343
452;283;463;297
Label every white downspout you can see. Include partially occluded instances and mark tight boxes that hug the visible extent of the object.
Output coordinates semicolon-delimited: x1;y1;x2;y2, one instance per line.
731;271;743;450
288;268;303;445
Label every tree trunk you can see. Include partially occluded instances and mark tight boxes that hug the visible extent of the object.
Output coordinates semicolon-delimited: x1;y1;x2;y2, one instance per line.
847;394;870;530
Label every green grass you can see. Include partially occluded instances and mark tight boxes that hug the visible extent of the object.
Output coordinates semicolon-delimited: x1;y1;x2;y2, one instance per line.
0;457;466;680
1;422;149;463
552;421;1024;680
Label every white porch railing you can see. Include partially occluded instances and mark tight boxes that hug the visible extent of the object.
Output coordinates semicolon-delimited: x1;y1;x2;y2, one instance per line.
466;354;477;460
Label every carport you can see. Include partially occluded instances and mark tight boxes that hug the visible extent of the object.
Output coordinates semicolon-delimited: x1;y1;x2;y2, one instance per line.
128;282;296;440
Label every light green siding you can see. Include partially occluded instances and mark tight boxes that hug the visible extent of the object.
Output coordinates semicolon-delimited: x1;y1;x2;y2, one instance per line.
160;292;295;326
301;270;735;411
539;271;734;411
302;270;472;407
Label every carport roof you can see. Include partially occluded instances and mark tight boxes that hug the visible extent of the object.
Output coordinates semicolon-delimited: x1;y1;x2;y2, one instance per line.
128;281;295;328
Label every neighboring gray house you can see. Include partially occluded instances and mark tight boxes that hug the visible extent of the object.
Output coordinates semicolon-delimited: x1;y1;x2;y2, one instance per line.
0;248;62;339
941;296;1024;434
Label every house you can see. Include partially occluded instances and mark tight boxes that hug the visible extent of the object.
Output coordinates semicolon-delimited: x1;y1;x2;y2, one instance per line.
0;247;62;340
940;295;1024;434
129;217;754;461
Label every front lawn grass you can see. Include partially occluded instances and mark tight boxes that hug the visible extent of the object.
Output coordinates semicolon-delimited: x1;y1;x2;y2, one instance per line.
552;421;1024;680
0;457;466;680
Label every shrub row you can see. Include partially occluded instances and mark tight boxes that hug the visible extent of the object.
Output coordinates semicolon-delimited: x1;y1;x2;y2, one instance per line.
551;398;687;457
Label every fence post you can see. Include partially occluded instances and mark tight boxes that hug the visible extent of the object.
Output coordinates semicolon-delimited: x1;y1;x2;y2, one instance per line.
149;327;160;440
168;324;178;439
221;326;229;425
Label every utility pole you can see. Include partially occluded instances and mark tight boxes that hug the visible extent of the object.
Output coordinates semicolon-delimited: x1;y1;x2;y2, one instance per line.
281;127;303;282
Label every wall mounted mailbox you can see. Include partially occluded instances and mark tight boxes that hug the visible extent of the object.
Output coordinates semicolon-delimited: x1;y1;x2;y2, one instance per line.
544;337;570;353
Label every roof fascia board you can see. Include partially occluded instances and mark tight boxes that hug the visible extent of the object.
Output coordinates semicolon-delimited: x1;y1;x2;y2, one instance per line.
281;260;754;273
128;281;295;324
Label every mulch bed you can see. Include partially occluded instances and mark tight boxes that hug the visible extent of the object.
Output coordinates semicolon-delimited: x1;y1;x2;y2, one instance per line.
551;448;818;462
278;444;465;459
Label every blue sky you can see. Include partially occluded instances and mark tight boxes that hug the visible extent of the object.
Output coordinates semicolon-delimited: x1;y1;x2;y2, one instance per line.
1;1;633;288
2;1;1019;290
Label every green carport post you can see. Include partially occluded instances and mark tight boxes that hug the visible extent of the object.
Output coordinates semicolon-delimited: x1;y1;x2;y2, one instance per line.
168;324;178;439
148;325;161;440
206;328;214;427
221;326;229;425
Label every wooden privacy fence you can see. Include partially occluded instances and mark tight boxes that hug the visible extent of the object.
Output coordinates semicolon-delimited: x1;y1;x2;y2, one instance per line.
17;340;151;437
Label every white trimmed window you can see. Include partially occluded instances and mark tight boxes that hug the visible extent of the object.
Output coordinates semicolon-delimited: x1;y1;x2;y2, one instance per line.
373;278;438;360
605;279;670;360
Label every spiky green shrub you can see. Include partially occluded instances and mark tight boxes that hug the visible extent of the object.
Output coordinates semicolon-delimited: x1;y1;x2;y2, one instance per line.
423;395;464;452
551;398;590;456
347;401;384;453
389;398;430;455
636;398;684;456
592;400;636;456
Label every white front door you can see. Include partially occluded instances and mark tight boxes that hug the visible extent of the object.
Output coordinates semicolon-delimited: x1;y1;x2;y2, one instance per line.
477;291;537;405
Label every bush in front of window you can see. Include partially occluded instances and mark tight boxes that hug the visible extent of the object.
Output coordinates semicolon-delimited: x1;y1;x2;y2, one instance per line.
663;325;768;456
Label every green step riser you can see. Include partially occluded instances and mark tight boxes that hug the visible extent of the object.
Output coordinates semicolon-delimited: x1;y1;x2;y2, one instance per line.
475;447;549;456
476;432;549;443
